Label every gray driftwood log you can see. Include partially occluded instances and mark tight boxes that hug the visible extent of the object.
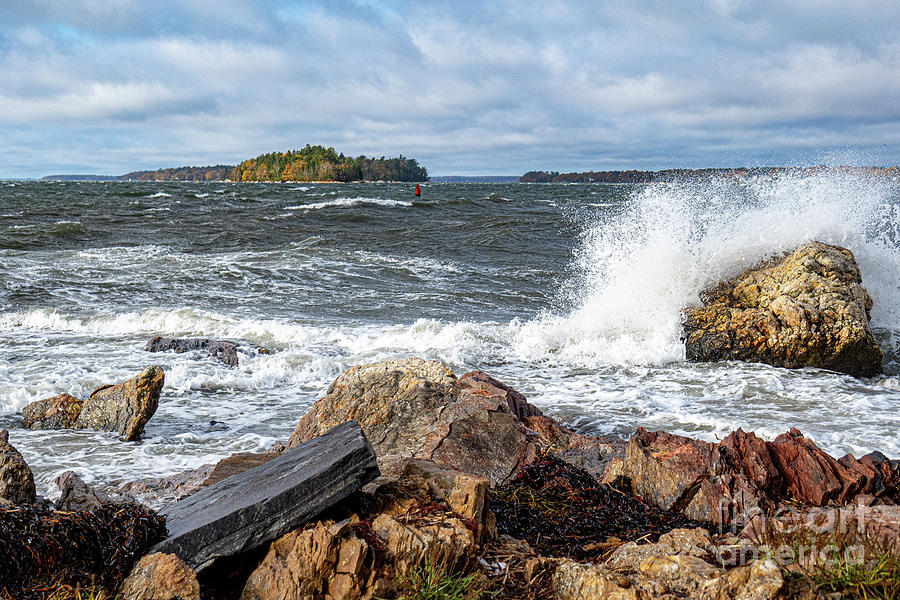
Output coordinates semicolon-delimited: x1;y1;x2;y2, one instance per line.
152;420;379;571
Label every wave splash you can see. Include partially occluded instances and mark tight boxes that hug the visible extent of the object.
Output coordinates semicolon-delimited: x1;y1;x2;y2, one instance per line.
513;171;900;366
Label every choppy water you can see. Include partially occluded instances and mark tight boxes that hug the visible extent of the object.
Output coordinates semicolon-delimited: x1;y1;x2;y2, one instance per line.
1;174;899;496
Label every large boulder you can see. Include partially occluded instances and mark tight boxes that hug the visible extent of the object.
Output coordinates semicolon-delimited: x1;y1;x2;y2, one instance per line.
0;430;36;505
683;241;883;377
152;421;379;572
617;427;899;525
287;359;561;486
74;366;164;441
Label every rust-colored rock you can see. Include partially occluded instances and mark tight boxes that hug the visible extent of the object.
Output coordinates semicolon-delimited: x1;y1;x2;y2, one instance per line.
118;553;201;600
683;241;883;377
22;393;84;430
286;358;559;485
621;427;898;525
74;366;164;440
0;430;36;505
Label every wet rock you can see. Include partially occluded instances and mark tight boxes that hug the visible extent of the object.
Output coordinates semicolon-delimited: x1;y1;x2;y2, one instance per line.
22;393;84;430
118;447;285;509
621;427;898;526
202;450;280;488
146;336;270;367
287;359;564;486
119;553;201;600
241;458;488;600
683;241;883;377
56;470;110;511
74;366;164;441
0;430;36;505
119;464;216;508
153;421;379;571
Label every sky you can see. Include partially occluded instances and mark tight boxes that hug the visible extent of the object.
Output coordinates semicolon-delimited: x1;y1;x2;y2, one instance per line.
1;0;899;178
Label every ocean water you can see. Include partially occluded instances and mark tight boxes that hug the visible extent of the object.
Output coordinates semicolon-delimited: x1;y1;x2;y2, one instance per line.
1;174;898;496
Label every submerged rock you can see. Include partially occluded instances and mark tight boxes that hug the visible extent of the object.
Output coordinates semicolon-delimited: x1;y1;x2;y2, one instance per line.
682;241;883;377
0;430;36;505
56;470;110;511
74;366;164;441
146;336;270;367
287;359;568;486
22;393;84;430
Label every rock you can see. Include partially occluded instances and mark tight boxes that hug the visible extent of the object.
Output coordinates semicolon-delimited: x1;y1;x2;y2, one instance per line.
153;420;379;571
0;430;36;505
683;241;883;377
241;458;488;600
146;336;270;367
119;464;216;509
56;470;110;511
22;393;84;430
546;528;783;600
118;553;201;600
201;450;280;488
74;366;164;440
621;427;898;525
287;359;563;486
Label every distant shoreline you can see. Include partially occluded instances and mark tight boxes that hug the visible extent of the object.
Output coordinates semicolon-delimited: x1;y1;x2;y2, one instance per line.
29;164;900;183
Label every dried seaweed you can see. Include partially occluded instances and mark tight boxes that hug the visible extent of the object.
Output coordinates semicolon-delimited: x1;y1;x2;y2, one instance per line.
0;503;167;599
491;454;702;561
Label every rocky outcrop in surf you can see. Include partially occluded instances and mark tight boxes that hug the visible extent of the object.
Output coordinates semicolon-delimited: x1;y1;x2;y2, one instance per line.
145;337;270;367
682;241;883;377
22;366;164;441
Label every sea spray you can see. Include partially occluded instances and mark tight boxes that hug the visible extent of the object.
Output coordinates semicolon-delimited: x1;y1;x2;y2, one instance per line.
1;179;898;493
511;170;900;367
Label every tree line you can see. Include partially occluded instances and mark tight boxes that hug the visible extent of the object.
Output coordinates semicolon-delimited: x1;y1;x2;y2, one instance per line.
232;146;428;182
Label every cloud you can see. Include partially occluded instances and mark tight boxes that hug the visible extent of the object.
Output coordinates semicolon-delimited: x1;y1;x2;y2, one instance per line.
0;0;898;177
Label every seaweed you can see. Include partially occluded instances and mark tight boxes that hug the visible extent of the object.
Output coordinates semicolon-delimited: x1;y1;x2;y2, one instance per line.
490;454;703;561
0;503;167;599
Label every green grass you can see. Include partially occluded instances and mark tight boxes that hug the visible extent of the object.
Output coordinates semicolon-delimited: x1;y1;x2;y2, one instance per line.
751;509;900;600
813;544;900;600
391;559;486;600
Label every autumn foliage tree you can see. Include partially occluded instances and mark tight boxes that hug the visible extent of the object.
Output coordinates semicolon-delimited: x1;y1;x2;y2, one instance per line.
231;145;428;182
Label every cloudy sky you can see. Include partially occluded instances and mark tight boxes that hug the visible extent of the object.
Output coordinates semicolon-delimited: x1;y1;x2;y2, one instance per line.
1;0;898;178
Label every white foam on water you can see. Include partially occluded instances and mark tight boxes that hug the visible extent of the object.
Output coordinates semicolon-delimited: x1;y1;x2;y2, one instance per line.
509;170;900;367
287;196;413;210
147;192;172;198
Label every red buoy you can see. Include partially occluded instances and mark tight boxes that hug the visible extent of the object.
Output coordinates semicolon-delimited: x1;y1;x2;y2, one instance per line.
414;184;421;197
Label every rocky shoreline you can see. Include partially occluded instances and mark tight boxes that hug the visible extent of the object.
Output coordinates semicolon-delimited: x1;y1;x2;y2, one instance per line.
1;241;897;599
2;357;898;599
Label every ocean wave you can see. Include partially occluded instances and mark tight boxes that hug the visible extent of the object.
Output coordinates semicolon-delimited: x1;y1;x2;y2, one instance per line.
535;170;900;366
286;197;413;210
147;192;172;198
